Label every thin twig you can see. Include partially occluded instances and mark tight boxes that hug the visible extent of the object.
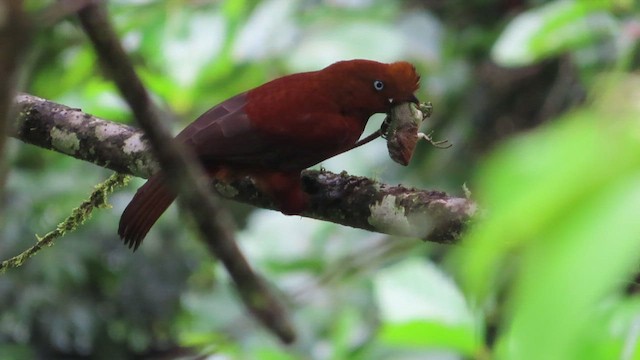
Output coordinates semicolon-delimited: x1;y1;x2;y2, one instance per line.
76;3;295;343
0;173;130;273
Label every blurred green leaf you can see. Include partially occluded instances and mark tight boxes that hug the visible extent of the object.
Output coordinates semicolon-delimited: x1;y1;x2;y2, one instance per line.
577;297;640;359
330;307;362;360
379;320;478;355
458;75;640;300
494;173;640;360
492;0;617;66
254;348;299;360
374;258;480;355
455;74;640;359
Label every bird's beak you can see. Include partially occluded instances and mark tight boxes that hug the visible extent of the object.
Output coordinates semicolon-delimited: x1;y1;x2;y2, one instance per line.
389;95;420;105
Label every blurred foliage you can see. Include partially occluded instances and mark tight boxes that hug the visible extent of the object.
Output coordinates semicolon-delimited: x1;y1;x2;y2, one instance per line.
2;0;640;359
455;74;640;359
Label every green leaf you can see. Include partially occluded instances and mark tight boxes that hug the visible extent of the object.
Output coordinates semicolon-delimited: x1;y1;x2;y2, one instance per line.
492;0;617;66
455;75;640;359
458;100;640;300
374;258;480;355
494;174;640;360
379;320;479;355
577;297;640;359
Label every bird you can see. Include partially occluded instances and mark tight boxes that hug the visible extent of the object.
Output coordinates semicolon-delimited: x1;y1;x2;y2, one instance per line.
118;59;421;250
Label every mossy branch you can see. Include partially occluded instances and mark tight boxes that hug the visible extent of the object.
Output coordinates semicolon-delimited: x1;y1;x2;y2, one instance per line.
0;173;130;273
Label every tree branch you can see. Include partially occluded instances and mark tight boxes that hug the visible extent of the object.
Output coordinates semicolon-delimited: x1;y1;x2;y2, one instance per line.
12;93;477;243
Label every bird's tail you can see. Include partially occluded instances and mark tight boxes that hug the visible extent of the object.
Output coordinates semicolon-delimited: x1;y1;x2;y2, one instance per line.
118;174;176;251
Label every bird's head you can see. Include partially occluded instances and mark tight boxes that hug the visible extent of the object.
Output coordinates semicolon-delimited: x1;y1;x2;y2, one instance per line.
323;59;421;117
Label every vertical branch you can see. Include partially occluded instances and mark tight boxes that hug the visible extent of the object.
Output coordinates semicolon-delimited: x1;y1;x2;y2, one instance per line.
0;1;31;214
76;2;295;343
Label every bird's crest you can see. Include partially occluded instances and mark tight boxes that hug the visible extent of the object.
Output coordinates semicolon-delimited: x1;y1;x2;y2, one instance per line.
388;61;420;93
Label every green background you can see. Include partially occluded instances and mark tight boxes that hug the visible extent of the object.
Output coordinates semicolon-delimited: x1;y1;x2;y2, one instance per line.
2;0;640;359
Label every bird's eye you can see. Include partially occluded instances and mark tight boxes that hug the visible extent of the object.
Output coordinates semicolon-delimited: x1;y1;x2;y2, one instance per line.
373;80;384;91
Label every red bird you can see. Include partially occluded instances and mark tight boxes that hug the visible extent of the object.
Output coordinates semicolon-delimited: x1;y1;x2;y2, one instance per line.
119;59;421;249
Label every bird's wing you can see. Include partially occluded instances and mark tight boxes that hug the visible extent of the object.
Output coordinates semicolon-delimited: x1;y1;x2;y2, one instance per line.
177;92;364;171
177;92;284;167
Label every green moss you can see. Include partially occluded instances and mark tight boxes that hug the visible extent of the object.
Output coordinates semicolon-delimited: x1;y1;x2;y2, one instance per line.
0;173;131;274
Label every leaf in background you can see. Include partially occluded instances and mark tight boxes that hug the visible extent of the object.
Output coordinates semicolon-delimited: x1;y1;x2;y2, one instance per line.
578;297;640;359
492;0;617;67
454;75;640;359
162;12;226;88
494;174;640;360
374;258;479;355
286;21;405;72
232;0;298;61
458;74;640;298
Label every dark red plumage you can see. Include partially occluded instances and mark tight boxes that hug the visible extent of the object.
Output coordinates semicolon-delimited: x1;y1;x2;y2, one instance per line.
119;59;421;250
